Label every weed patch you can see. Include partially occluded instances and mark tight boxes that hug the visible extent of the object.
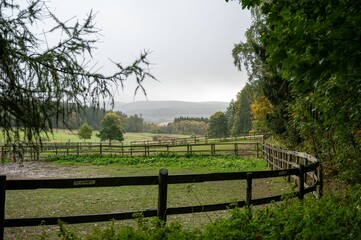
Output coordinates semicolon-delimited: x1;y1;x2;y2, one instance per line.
44;153;267;172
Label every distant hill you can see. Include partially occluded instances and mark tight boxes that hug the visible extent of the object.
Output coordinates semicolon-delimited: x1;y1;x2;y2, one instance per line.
112;101;229;123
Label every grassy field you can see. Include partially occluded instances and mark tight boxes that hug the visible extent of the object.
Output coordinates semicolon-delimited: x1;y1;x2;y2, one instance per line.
2;155;291;239
0;129;190;145
45;130;190;144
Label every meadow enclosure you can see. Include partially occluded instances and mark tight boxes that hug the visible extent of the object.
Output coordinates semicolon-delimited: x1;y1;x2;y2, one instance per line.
0;144;323;239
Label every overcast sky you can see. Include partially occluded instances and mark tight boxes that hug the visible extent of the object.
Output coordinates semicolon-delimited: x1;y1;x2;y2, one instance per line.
47;0;252;103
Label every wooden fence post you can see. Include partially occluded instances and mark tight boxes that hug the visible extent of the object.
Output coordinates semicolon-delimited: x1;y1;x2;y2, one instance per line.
158;169;168;224
100;143;103;155
121;142;124;157
77;143;80;156
246;173;252;205
211;144;215;156
256;143;259;158
270;148;274;170
262;144;266;160
144;145;150;157
36;148;40;161
234;143;238;156
12;145;15;162
317;163;323;199
1;147;4;163
298;165;305;200
286;154;291;182
0;175;6;240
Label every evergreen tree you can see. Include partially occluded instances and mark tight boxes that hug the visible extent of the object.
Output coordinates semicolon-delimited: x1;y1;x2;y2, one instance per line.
230;84;255;136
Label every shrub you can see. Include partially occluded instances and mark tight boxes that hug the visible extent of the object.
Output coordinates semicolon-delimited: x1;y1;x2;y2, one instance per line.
55;185;361;239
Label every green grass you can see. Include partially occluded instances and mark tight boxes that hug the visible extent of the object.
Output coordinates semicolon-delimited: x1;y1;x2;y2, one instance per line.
1;128;260;146
0;129;190;144
0;129;94;143
122;132;189;145
44;130;164;143
48;129;99;142
44;154;266;172
3;155;292;239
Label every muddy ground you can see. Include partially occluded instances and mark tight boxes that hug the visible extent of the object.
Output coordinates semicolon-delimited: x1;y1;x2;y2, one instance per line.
0;162;85;180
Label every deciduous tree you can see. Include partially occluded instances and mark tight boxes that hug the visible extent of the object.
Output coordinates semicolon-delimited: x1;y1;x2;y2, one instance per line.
78;123;93;141
250;96;272;132
97;112;124;143
208;112;228;138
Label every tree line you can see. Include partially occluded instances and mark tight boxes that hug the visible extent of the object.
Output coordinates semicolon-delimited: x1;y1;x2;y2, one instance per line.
223;0;361;184
57;106;210;136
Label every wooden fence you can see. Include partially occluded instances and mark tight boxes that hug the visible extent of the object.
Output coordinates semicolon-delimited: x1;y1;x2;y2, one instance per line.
1;142;260;161
130;132;263;146
0;144;322;239
261;144;323;199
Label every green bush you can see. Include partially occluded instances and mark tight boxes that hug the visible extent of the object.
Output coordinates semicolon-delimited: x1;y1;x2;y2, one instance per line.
56;185;361;239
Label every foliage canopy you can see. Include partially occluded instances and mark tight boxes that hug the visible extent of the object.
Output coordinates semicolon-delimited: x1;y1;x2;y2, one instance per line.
78;123;93;140
231;0;361;182
208;111;228;138
97;112;124;143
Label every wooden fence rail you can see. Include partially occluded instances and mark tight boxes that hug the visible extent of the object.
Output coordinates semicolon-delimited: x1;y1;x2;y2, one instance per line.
130;132;264;146
0;144;322;239
261;144;323;199
1;142;261;161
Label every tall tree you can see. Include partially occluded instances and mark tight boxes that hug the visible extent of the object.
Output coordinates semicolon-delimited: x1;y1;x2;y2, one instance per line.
125;114;144;132
230;84;255;136
250;96;272;132
97;112;124;143
208;112;228;138
0;0;154;148
232;5;292;139
225;100;236;133
167;120;208;136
